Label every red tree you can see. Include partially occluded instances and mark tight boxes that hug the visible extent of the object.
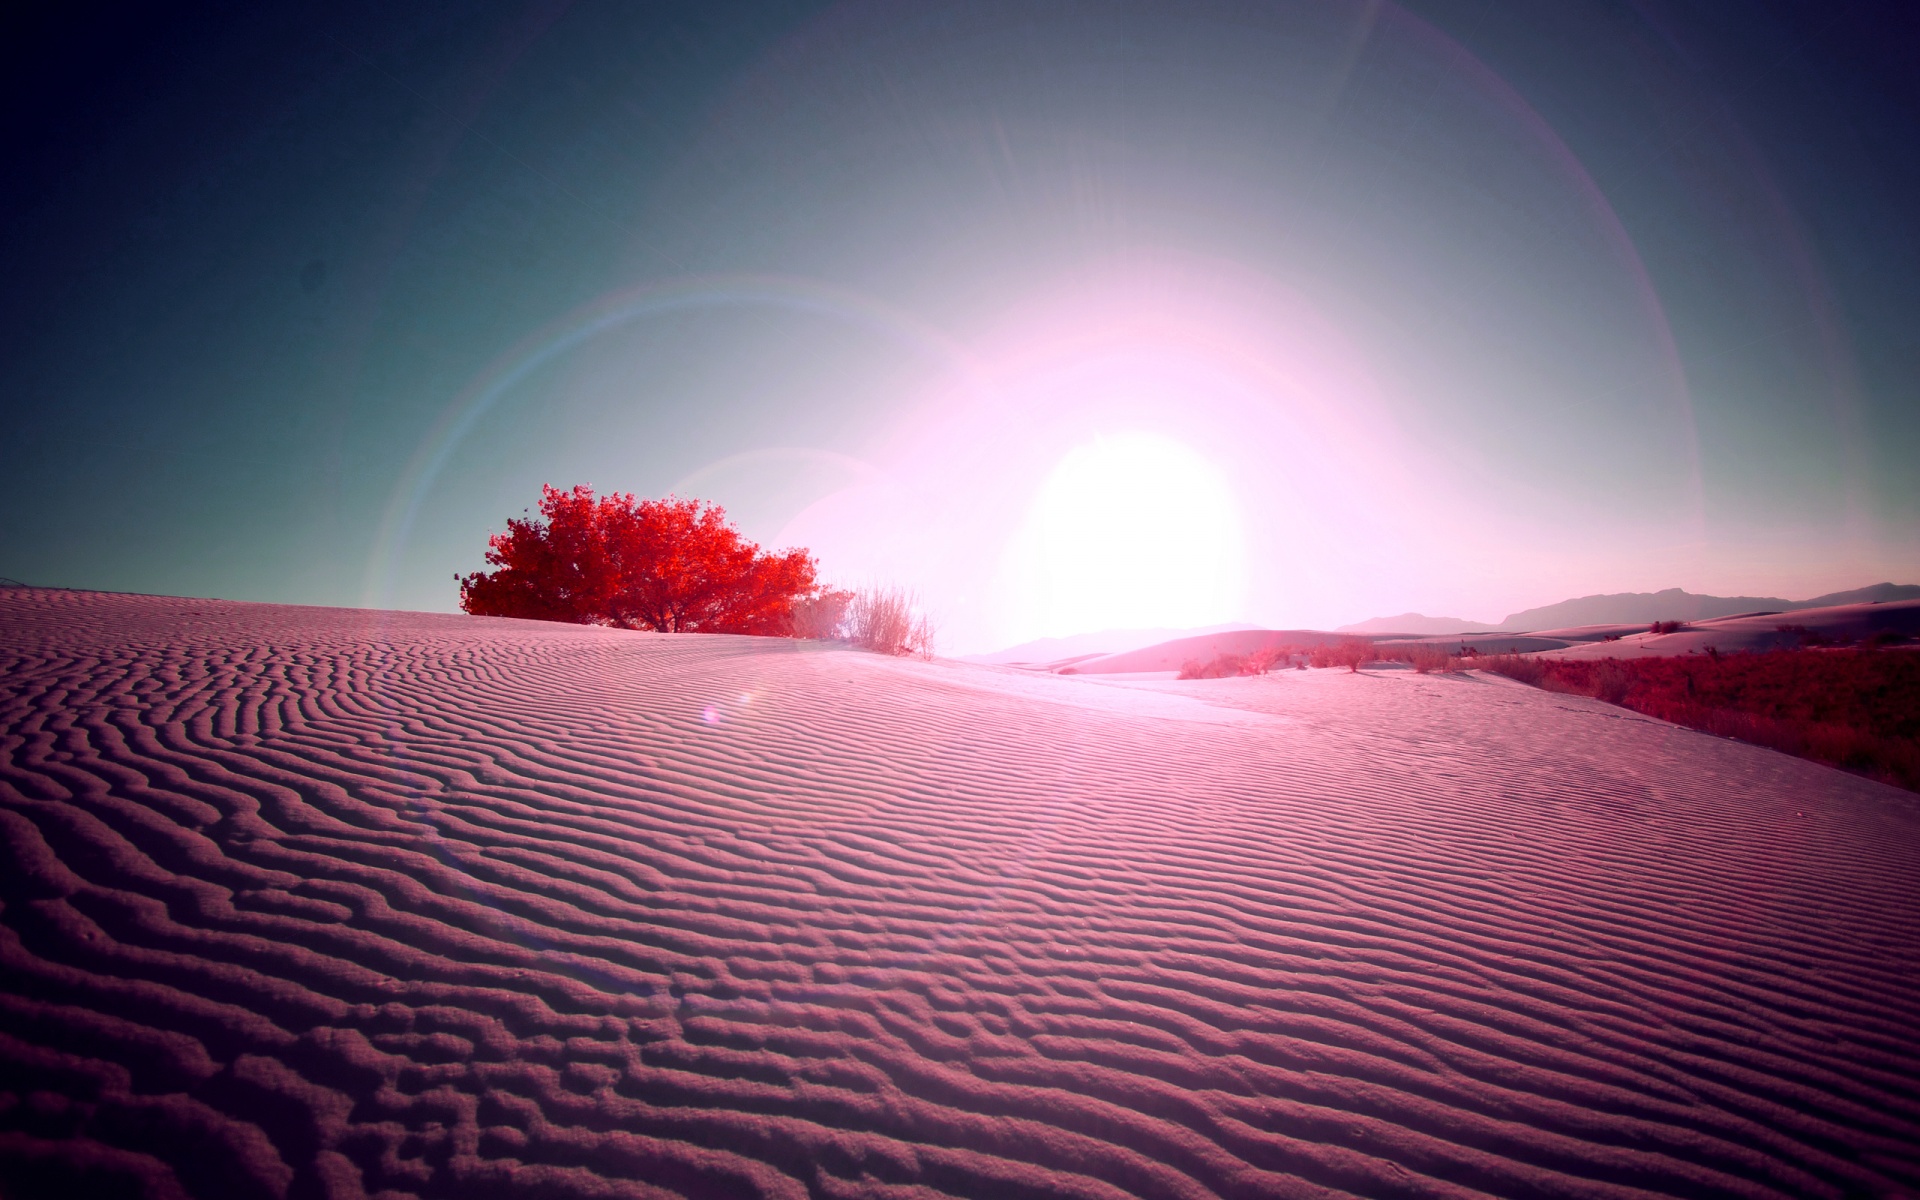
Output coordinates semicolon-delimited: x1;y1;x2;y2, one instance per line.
459;485;819;635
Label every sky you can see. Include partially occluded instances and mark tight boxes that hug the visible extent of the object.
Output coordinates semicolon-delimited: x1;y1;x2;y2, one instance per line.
3;0;1917;653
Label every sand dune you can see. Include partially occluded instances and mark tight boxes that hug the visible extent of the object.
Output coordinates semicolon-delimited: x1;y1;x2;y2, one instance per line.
3;589;1918;1199
1335;615;1500;637
1345;601;1920;663
1536;600;1920;661
965;626;1256;669
1494;584;1920;632
1334;584;1920;638
1060;630;1351;675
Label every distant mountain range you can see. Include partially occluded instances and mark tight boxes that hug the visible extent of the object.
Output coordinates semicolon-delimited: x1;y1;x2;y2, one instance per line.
1340;582;1920;635
971;584;1920;661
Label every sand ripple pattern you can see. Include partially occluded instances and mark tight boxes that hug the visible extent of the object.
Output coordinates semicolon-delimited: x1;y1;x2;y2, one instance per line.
2;591;1917;1199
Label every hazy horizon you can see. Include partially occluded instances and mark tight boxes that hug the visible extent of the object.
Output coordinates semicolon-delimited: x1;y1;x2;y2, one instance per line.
5;2;1918;654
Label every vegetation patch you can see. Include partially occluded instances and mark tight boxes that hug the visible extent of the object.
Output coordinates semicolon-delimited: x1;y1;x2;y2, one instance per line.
1477;650;1920;792
1178;639;1380;679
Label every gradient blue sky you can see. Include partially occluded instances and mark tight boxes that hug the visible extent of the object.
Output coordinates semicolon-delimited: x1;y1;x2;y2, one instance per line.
4;1;1916;651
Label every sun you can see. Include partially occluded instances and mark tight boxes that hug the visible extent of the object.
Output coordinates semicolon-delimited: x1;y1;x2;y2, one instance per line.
1011;432;1247;638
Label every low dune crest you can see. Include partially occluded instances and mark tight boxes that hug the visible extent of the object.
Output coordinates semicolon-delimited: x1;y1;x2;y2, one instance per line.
3;589;1918;1198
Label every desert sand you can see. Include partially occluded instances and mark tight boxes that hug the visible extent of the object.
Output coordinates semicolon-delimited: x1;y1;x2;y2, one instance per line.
2;589;1917;1199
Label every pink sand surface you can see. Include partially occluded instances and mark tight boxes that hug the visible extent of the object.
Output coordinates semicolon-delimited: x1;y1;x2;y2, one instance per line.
2;589;1918;1199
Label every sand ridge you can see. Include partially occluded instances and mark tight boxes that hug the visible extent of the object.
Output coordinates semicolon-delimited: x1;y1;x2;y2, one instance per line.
2;589;1917;1198
1533;600;1920;660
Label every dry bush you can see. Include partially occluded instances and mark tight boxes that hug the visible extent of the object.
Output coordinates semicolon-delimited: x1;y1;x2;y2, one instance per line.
1409;646;1453;674
1590;660;1632;704
1244;645;1288;674
1177;645;1304;680
1338;638;1374;672
1376;644;1456;674
1178;653;1244;679
791;589;853;640
1308;637;1375;673
1649;620;1687;634
1476;654;1545;685
843;586;935;658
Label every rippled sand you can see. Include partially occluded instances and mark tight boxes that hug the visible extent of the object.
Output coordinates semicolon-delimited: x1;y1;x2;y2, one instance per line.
2;589;1916;1198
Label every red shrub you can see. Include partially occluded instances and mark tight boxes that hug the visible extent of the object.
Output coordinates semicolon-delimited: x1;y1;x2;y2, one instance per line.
791;589;854;640
1177;645;1305;679
1244;645;1288;674
459;485;819;635
1179;653;1245;680
1308;637;1375;673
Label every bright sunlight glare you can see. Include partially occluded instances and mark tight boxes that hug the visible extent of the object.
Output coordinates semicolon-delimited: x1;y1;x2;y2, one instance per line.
1012;432;1247;638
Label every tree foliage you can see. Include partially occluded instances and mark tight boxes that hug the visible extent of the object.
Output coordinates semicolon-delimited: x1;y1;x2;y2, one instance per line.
459;485;818;634
791;589;854;640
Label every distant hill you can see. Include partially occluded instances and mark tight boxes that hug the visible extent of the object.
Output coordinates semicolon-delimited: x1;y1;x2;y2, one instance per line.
1339;583;1920;636
1005;585;1920;666
1494;583;1920;631
1494;588;1791;630
1795;582;1920;608
1337;613;1500;635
